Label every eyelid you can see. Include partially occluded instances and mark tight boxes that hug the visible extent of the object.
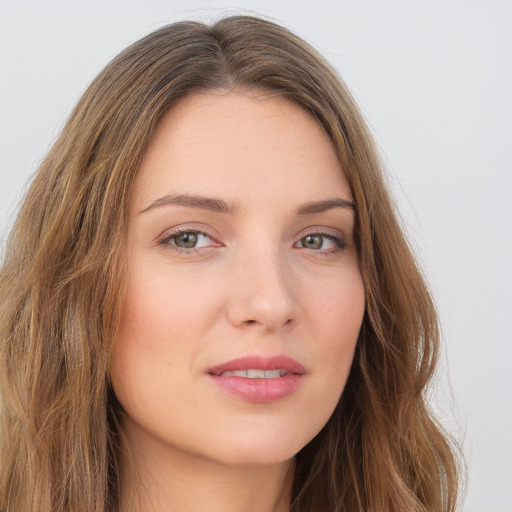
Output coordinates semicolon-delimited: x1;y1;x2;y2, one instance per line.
155;224;348;254
156;224;222;253
294;226;347;251
296;226;346;241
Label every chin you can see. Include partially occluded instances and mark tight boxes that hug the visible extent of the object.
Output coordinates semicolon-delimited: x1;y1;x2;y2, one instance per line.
198;428;316;469
208;447;297;469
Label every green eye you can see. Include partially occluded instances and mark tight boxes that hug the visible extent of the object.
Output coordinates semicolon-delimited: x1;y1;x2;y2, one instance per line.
296;233;346;251
159;230;215;251
173;232;199;248
301;235;323;250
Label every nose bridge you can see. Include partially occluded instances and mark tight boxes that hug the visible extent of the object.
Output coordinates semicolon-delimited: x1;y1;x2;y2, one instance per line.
227;239;300;331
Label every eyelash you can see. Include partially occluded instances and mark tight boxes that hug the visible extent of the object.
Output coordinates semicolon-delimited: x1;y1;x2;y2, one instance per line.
157;227;220;254
295;232;347;253
157;227;347;255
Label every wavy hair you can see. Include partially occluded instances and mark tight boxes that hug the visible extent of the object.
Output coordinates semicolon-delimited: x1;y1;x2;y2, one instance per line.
0;15;459;512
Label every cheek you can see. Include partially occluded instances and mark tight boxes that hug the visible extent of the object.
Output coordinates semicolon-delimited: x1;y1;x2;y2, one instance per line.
310;269;365;342
118;261;222;341
109;261;226;407
305;270;365;389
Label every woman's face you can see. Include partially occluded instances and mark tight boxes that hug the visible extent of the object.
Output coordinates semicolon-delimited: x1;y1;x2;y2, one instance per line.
111;90;365;468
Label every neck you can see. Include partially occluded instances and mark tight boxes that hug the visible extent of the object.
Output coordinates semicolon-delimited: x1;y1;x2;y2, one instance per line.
116;422;295;512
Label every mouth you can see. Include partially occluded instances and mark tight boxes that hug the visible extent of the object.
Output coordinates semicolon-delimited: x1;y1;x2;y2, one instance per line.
207;355;305;403
218;369;291;378
208;354;306;377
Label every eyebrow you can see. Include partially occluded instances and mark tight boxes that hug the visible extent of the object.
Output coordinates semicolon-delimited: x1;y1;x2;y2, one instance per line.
295;198;356;215
139;193;240;215
139;193;355;215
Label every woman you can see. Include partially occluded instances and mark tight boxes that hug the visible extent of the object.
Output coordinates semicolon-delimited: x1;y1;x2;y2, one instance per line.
0;15;459;512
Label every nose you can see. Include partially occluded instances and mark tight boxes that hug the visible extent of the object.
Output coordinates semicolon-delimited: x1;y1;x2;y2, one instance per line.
226;249;301;333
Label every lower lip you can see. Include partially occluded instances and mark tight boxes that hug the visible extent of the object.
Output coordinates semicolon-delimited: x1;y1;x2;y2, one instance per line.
208;374;303;403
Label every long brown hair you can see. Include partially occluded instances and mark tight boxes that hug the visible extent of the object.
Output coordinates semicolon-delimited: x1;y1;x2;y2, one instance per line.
0;15;459;512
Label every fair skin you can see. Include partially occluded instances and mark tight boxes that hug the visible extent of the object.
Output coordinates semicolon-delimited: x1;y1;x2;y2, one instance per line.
110;89;366;512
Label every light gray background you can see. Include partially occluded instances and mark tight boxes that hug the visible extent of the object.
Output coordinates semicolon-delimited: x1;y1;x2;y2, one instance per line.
1;1;511;510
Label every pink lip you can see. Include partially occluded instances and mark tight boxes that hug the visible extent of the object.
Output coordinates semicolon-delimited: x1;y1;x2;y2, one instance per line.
208;355;306;376
207;355;305;403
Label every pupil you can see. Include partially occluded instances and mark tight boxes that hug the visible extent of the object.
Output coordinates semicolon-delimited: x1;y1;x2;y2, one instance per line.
176;232;198;248
305;235;322;249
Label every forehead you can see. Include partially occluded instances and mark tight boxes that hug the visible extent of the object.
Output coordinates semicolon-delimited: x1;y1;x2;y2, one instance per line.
133;90;351;211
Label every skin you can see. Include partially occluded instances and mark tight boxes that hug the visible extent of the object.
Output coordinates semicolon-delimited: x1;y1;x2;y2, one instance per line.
110;89;366;512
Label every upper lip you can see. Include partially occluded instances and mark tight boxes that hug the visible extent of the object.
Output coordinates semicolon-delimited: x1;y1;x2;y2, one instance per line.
207;355;306;376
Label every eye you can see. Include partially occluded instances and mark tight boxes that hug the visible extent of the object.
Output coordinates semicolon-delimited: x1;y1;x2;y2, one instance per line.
295;233;346;251
158;230;217;251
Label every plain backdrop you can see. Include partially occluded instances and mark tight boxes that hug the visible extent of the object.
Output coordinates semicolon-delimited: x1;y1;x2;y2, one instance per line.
1;1;511;511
